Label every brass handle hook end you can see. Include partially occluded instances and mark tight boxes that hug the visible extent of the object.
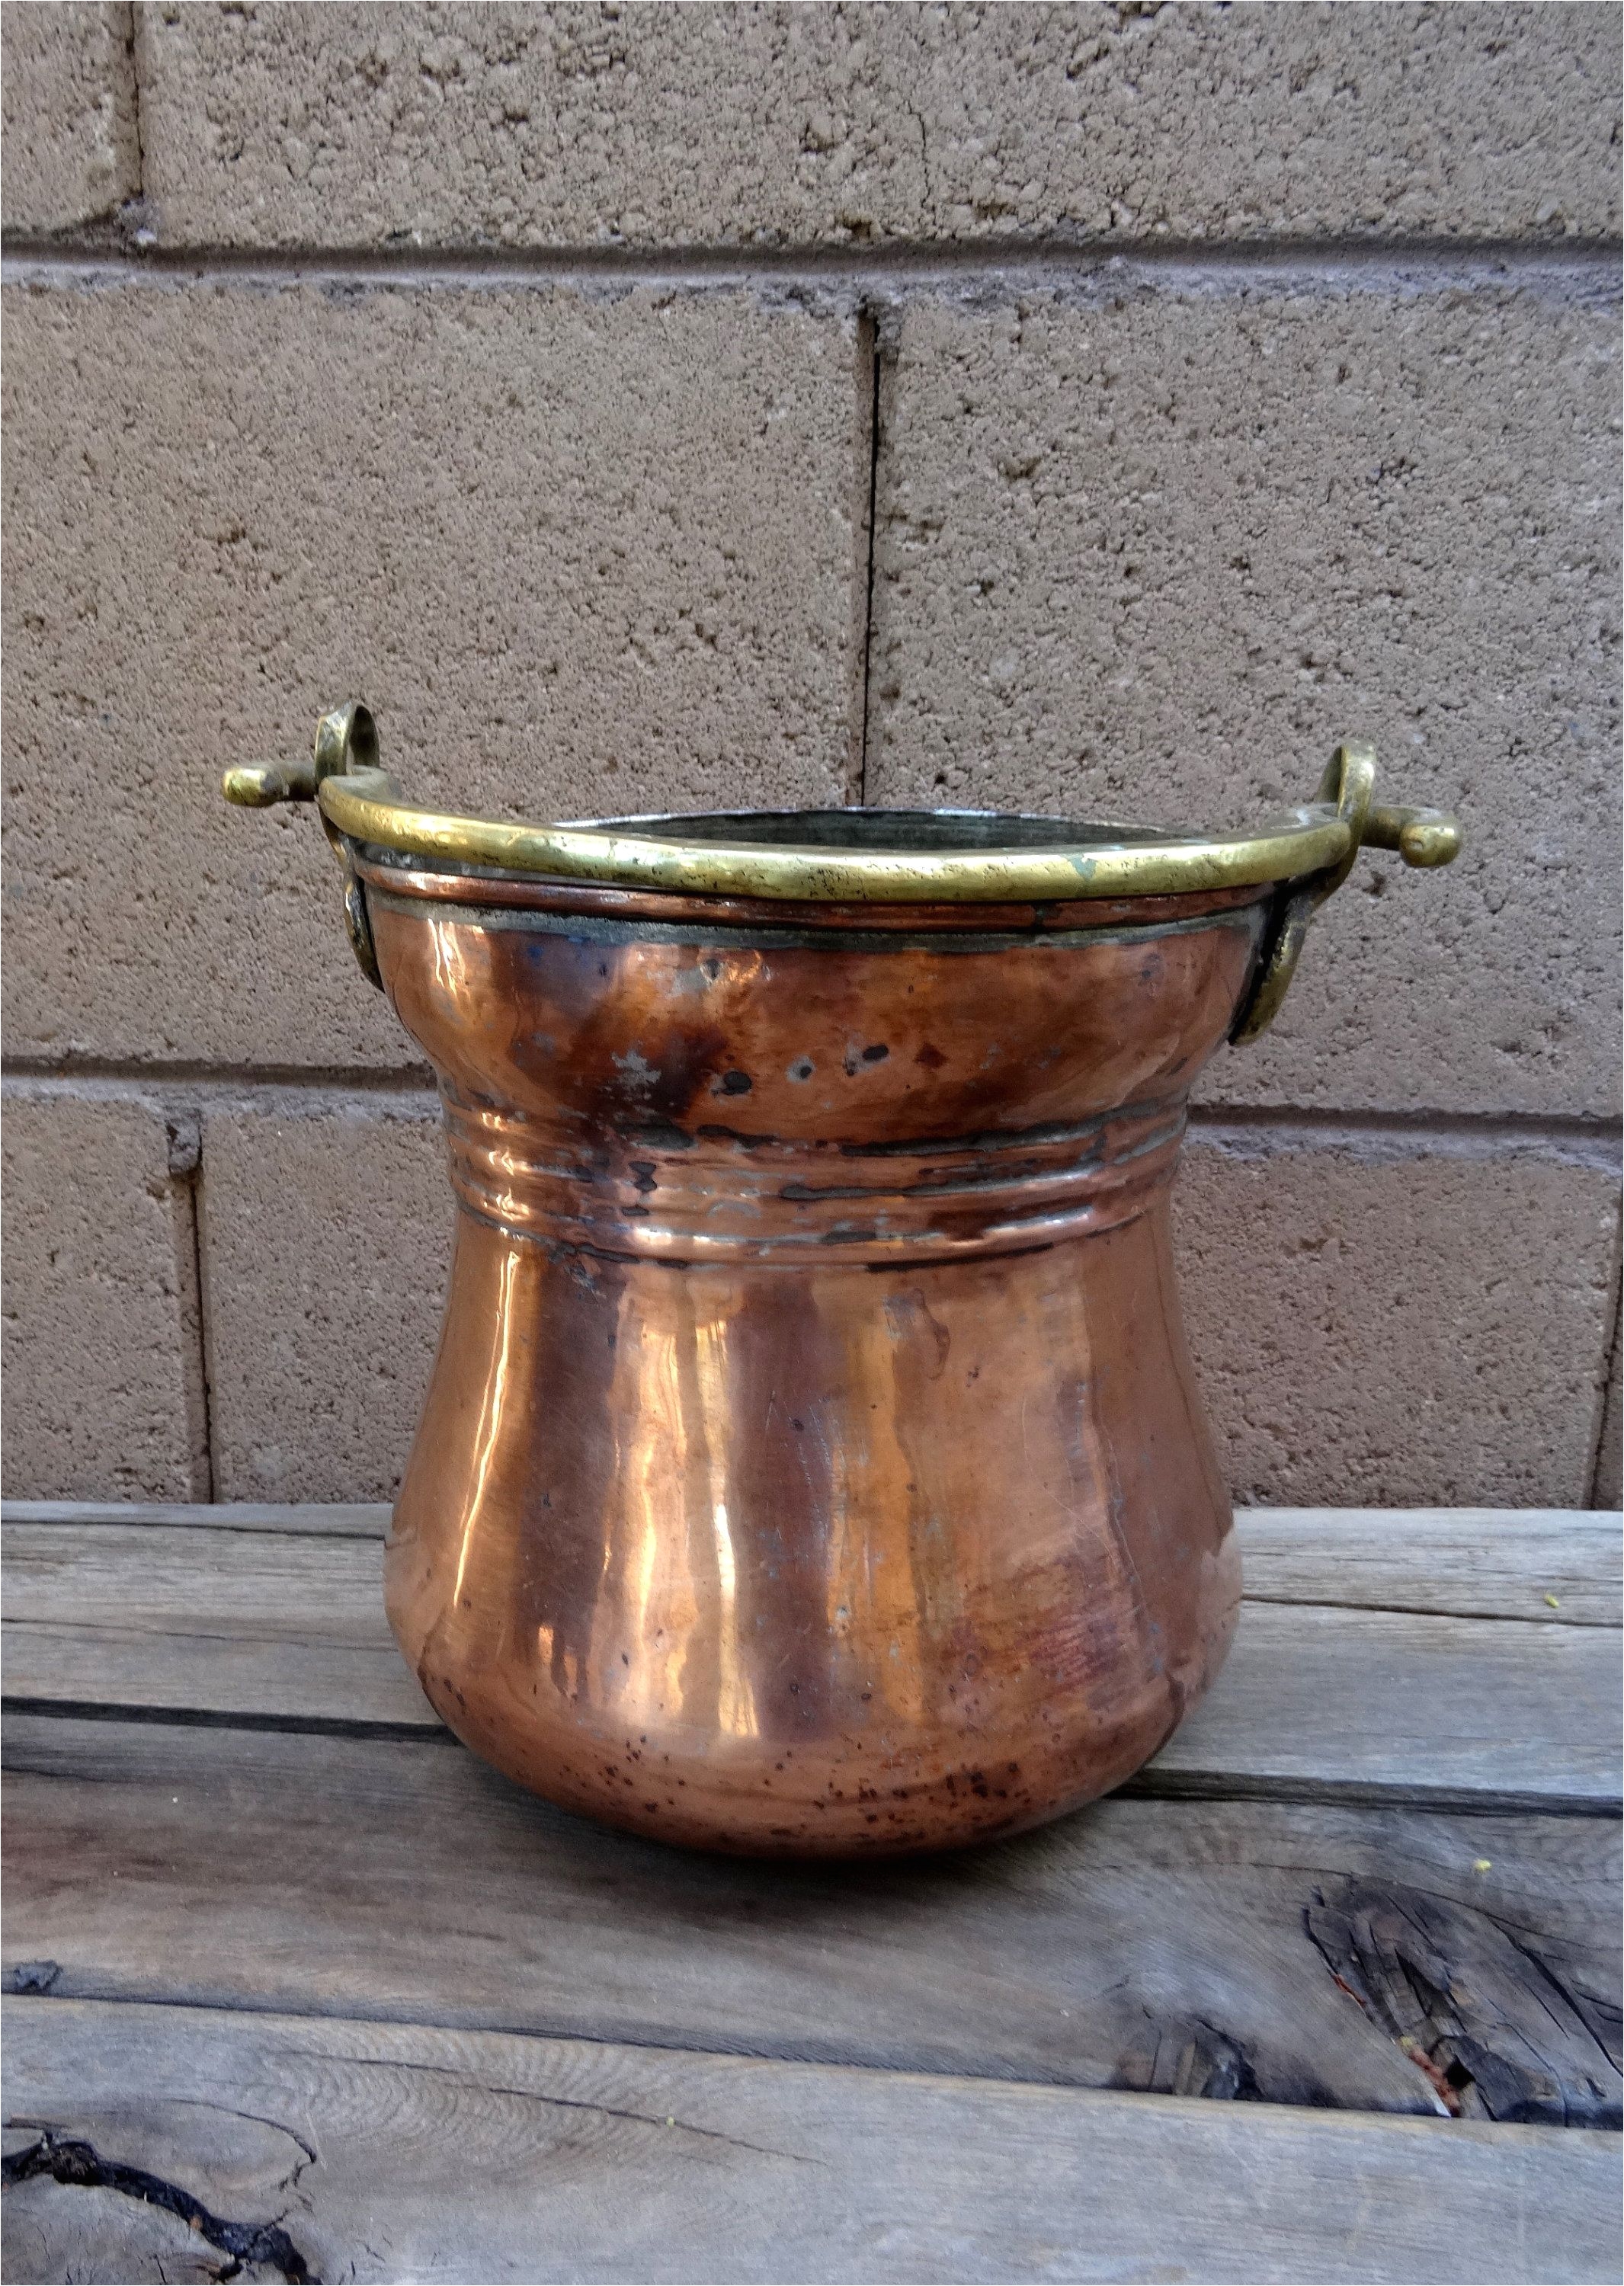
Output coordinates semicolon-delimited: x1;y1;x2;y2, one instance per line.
221;703;380;809
1231;743;1462;1046
222;760;318;806
1363;805;1462;869
222;703;386;990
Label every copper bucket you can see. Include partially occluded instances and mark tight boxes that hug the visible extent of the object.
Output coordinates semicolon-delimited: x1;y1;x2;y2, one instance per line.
226;709;1460;1855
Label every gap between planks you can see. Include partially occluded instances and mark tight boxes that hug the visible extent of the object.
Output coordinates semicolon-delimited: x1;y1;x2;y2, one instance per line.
3;1505;1619;1816
7;1500;1619;1622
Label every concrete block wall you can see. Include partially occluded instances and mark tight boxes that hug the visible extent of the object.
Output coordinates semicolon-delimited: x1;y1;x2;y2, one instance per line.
4;1;1619;1507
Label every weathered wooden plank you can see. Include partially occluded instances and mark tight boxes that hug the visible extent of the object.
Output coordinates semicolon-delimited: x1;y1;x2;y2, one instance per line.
1147;1601;1622;1814
4;1997;1616;2286
5;1713;1617;2124
5;1520;1618;1808
1238;1509;1622;1627
7;1500;1616;1622
0;1522;429;1727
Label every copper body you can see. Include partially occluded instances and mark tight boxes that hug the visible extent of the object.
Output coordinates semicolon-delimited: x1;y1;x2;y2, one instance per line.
370;850;1264;1855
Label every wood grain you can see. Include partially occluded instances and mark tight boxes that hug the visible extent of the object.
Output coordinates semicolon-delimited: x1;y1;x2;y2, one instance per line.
0;1520;427;1727
7;1501;1616;1620
5;1505;1618;2282
1238;1509;1622;1627
1145;1601;1622;1814
5;1997;1619;2286
5;1517;1618;1809
5;1711;1616;2124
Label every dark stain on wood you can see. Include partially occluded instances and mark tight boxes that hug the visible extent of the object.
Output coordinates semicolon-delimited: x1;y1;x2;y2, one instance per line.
2;2131;318;2283
1305;1876;1622;2127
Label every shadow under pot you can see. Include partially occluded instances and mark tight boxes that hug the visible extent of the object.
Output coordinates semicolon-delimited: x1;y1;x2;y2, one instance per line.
225;709;1460;1856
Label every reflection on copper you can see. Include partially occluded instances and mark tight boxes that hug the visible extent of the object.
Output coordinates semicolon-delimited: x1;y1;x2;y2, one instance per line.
451;1245;520;1611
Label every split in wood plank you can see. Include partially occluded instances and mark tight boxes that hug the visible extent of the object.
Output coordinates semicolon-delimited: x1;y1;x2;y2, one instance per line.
5;1711;1616;2126
6;1996;1620;2286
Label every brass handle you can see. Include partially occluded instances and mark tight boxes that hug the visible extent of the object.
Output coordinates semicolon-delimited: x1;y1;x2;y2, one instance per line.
1228;741;1462;1045
224;703;1376;905
226;705;388;988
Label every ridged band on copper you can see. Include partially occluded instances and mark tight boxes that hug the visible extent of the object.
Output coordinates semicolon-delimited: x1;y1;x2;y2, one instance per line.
354;848;1271;937
441;1090;1188;1266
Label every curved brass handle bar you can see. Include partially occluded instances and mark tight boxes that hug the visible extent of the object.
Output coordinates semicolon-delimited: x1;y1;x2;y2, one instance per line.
223;706;1459;911
313;775;1361;904
223;708;1460;1012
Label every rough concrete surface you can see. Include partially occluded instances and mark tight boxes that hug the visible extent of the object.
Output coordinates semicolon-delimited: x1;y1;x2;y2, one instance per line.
197;1096;1617;1508
2;277;864;1071
132;2;1623;251
2;4;1619;1510
1;1089;209;1500
1177;1132;1622;1510
0;2;140;237
867;281;1622;1118
199;1097;447;1503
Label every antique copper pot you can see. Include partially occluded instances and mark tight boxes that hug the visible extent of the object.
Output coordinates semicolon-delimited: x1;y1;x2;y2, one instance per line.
226;709;1459;1855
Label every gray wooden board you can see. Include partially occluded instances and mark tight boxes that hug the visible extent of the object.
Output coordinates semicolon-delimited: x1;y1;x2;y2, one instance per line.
4;1711;1618;2125
6;1508;1621;2284
1146;1602;1622;1813
2;1520;424;1728
4;1997;1619;2286
5;1519;1619;1809
1238;1509;1622;1628
7;1500;1619;1620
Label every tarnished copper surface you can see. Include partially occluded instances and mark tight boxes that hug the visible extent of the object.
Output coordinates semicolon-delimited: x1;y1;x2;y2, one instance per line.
376;869;1261;1855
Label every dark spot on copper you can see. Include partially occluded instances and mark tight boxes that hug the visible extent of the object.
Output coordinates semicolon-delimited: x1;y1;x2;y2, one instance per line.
861;1043;889;1063
695;1125;774;1147
628;1160;658;1194
716;1069;754;1096
788;1057;815;1081
915;1042;947;1069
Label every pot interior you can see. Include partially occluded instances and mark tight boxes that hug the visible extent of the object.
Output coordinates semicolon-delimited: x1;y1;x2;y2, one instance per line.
575;807;1184;854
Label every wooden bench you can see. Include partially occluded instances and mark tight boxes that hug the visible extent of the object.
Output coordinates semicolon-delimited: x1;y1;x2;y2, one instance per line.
3;1502;1619;2284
